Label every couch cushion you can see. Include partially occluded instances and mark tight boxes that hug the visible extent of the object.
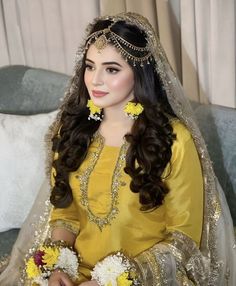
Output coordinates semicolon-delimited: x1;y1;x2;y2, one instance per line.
0;111;57;231
0;229;19;258
194;104;236;225
0;65;70;115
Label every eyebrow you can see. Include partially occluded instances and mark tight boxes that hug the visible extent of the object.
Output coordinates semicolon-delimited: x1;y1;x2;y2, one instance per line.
85;58;122;67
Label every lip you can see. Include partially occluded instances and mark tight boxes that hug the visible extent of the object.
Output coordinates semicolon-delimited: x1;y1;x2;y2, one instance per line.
92;90;109;97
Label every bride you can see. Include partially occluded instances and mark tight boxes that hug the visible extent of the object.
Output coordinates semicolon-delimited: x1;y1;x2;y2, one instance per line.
0;12;235;286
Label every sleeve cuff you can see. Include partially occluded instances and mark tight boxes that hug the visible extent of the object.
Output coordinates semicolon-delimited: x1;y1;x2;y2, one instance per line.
49;219;80;236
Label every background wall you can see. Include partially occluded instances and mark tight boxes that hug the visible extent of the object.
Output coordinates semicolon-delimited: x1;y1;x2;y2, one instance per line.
0;0;235;108
0;0;99;74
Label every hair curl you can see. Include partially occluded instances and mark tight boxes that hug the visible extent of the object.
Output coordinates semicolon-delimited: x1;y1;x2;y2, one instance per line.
50;19;176;211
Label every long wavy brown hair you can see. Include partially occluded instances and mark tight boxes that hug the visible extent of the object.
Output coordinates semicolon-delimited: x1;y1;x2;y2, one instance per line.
50;19;176;211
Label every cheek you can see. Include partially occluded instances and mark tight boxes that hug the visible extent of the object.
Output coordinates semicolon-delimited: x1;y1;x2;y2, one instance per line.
84;72;91;88
108;73;134;92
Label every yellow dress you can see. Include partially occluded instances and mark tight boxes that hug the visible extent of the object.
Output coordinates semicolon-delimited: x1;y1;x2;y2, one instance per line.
50;120;203;283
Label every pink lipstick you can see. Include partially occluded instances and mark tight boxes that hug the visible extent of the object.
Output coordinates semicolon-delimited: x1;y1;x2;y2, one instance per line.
92;90;109;97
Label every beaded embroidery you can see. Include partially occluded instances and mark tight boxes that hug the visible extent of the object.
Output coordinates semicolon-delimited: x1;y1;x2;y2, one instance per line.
76;132;128;230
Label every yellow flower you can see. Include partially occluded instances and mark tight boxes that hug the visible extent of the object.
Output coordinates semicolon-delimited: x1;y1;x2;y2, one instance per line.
41;246;60;268
117;272;133;286
26;257;41;279
124;102;144;116
87;100;101;114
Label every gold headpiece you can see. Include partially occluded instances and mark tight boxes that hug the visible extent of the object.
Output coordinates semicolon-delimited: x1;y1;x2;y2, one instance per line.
85;23;152;67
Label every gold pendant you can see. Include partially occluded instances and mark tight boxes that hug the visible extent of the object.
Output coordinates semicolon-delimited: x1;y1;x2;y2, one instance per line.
94;35;108;52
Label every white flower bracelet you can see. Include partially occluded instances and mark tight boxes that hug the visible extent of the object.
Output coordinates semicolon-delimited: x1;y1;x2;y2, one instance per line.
91;252;141;286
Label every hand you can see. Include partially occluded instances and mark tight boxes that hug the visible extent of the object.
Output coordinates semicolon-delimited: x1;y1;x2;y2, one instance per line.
79;281;99;286
48;270;75;286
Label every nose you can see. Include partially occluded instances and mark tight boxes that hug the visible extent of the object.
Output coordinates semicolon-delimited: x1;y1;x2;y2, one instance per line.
92;69;103;86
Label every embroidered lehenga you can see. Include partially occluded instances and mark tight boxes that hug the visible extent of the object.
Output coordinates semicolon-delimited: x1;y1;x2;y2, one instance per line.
0;12;235;286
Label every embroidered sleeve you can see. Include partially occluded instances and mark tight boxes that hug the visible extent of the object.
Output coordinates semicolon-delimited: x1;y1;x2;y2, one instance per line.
134;231;209;285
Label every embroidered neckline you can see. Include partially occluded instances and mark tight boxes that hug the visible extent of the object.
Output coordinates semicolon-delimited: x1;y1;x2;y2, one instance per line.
76;132;129;231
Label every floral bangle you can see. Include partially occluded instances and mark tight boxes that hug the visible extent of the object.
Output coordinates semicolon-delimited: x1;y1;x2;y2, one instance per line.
24;240;79;285
91;252;141;286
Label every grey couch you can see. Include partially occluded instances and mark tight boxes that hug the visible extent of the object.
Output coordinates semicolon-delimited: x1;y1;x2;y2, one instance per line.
0;65;235;260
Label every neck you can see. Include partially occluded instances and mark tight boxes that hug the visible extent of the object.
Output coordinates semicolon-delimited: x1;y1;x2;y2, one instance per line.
102;105;133;127
98;105;134;145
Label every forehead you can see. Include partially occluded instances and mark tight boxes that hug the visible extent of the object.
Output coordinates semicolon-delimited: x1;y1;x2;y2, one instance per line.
86;44;128;65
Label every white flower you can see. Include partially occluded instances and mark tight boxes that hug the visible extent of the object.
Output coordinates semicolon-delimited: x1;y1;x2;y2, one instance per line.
91;254;131;286
55;248;79;278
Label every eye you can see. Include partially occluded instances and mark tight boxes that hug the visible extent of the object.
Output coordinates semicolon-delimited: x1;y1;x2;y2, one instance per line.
106;67;120;74
85;64;94;71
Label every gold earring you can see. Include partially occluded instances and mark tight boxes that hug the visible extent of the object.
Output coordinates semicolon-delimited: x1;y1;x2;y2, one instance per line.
87;100;103;121
124;102;144;120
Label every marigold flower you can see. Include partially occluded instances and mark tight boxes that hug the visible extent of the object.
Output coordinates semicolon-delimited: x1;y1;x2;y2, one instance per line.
117;272;133;286
41;246;60;268
26;257;42;279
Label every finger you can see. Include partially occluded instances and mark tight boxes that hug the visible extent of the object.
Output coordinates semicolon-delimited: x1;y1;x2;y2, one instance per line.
60;276;74;286
48;281;62;286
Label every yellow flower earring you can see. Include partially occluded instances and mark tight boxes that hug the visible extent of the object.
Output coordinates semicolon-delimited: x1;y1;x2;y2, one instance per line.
124;102;144;120
87;99;103;121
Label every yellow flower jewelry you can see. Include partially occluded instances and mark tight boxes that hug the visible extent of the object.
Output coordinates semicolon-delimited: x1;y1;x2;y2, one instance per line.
24;240;80;285
87;99;103;121
124;102;144;120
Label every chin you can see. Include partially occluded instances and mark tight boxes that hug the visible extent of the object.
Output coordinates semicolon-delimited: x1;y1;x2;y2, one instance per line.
91;100;104;108
91;97;108;107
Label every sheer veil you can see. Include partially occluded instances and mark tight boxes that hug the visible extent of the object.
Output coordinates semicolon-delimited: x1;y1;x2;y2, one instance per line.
0;12;235;286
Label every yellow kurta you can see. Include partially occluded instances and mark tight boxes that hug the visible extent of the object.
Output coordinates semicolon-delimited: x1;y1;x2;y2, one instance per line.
50;120;203;282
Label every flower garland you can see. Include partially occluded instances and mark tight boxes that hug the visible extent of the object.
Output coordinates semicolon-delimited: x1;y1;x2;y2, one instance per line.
91;252;141;286
24;240;79;285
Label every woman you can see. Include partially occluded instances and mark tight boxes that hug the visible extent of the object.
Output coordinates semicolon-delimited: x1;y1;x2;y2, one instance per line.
1;12;236;286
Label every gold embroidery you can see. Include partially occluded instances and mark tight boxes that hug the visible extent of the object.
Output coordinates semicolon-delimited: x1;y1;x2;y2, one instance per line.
135;231;209;285
212;198;221;221
176;270;195;285
76;132;128;230
0;255;10;274
135;251;161;286
144;251;161;285
155;253;171;284
49;219;80;236
164;231;209;284
21;199;52;285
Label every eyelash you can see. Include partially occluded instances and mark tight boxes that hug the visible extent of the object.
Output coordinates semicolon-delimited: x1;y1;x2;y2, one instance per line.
106;67;119;74
85;64;120;74
85;64;94;71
